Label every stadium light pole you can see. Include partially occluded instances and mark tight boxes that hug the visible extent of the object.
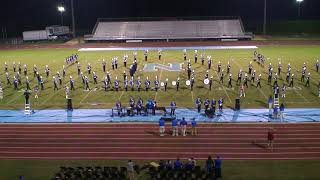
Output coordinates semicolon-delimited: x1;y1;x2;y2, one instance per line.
263;0;267;34
57;6;65;26
71;0;76;38
297;0;303;18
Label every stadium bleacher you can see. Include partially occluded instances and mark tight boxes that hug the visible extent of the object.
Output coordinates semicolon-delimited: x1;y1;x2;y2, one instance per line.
85;17;252;41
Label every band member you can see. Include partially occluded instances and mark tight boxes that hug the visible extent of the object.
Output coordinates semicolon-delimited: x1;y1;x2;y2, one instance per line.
183;49;187;61
129;96;135;109
268;68;273;84
23;64;27;76
87;63;91;74
274;73;278;87
40;76;44;90
16;72;21;85
62;65;66;77
248;62;253;74
145;76;150;91
316;60;319;72
164;78;168;91
130;76;134;91
204;98;210;111
256;74;262;88
25;76;30;90
70;76;75;90
278;61;282;75
268;63;273;72
111;58;115;70
123;54;128;67
133;51;137;61
195;97;202;113
114;57;118;69
53;76;58;91
204;70;209;80
207;56;212;69
217;61;221;73
301;68;306;82
243;73;248;88
219;70;224;84
80;72;85;86
85;76;90;90
33;64;37;77
136;98;143;115
13;62;16;72
170;101;176;116
13;76;18;90
187;64;192;80
137;76;142;92
226;61;231;74
34;86;39;99
116;101;122;116
103;76;108;91
194;50;198;63
6;72;11;85
158;49;162;60
124;77;128;91
77;62;81;75
289;74;294;87
211;99;216;115
209;76;213;90
45;65;50;78
154;76;159;91
218;98;224;112
102;59;106;72
281;84;287;98
114;77;119;91
176;77;180;91
228;74;232;88
4;62;8;72
237;70;242;84
251;70;256;83
65;86;69;99
240;84;245;97
144;50;148;61
305;73;310;87
57;71;62;85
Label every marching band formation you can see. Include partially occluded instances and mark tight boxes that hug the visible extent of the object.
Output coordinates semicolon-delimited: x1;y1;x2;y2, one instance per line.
1;49;320;110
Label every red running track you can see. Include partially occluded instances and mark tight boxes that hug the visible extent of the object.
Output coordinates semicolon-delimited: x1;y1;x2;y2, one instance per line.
0;123;320;160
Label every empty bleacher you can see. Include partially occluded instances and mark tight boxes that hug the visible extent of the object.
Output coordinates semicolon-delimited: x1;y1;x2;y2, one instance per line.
85;17;252;41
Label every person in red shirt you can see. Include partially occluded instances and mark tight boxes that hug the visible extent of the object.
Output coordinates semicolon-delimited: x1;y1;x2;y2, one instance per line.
267;128;275;151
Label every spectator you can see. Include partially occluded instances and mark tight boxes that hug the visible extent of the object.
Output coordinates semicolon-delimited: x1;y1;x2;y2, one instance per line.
191;157;196;166
180;117;187;136
186;158;194;171
174;158;182;170
18;176;24;180
159;118;165;136
191;119;197;136
166;160;173;170
172;118;178;136
205;155;214;173
127;160;135;180
159;160;165;169
214;155;222;179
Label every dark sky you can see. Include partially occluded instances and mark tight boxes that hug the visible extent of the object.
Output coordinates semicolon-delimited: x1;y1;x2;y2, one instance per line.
1;0;320;35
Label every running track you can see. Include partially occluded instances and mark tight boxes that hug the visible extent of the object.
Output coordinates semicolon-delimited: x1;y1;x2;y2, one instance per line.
0;123;320;160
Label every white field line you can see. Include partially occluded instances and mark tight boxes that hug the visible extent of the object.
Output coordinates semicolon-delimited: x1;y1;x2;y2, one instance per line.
118;90;125;101
79;89;93;104
155;53;166;101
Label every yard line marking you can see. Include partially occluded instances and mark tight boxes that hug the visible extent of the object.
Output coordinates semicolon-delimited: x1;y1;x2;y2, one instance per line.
155;53;166;101
79;89;93;104
118;90;125;101
191;91;195;104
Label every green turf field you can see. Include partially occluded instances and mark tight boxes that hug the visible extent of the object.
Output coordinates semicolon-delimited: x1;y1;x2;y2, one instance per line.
0;159;319;180
0;46;319;109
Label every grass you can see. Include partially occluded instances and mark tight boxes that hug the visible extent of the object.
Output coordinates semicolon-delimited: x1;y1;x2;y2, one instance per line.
0;159;319;180
0;46;319;110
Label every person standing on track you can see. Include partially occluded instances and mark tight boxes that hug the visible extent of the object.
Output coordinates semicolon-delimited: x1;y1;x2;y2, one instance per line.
172;118;178;136
191;118;197;136
267;128;275;151
159;118;165;136
180;117;187;136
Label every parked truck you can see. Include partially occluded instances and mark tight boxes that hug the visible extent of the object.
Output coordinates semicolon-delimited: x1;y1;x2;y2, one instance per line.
23;25;70;41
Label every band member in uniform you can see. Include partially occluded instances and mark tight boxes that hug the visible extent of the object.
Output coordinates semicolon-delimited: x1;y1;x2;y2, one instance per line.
70;76;75;90
217;61;221;73
103;76;108;91
124;76;128;91
62;65;66;77
219;70;224;84
45;65;50;78
18;62;22;74
228;74;232;88
301;67;306;82
102;59;106;72
53;76;58;91
144;50;148;61
133;51;137;61
123;54;128;67
183;49;187;61
248;62;253;74
129;96;135;110
209;76;213;90
85;76;90;90
115;57;118;69
201;54;205;65
25;76;30;90
218;98;224;113
137;98;143;115
207;56;212;69
13;76;18;90
176;77;180;91
13;62;16;72
158;49;162;60
226;61;231;74
211;99;216;115
65;86;69;99
115;101;122;116
274;73;278;87
316;60;319;72
130;76;134;91
170;101;176;116
77;62;81;75
87;63;91;74
4;62;8;72
237;70;242;85
114;77;119;91
268;68;273;84
187;64;192;80
289;74;294;87
251;70;256;83
16;72;21;85
195;97;202;113
154;76;159;91
194;50;198;63
164;78;168;91
40;76;44;90
281;84;287;98
256;74;262;88
34;86;39;99
6;72;11;85
305;73;310;87
278;61;282;75
204;98;210;111
137;76;142;92
93;72;98;84
33;64;38;77
57;71;62;85
111;58;115;70
145;77;150;91
243;73;248;88
23;64;27;76
240;84;245;97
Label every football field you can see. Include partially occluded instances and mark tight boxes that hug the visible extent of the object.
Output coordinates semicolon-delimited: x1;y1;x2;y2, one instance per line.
0;45;319;109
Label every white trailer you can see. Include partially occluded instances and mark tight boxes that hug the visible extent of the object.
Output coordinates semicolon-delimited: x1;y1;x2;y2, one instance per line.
46;25;70;36
23;30;50;41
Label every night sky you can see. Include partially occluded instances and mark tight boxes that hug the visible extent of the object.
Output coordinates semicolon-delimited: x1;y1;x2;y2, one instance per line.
1;0;320;35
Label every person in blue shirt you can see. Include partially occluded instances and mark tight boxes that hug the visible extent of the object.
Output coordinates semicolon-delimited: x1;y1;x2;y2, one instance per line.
191;119;197;136
195;97;202;113
205;155;214;173
170;101;177;116
280;103;285;121
172;118;178;136
174;158;182;170
214;155;222;178
159;118;165;136
180;117;188;136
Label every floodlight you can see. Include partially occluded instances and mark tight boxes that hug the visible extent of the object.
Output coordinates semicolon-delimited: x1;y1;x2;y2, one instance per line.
57;6;65;12
296;0;303;2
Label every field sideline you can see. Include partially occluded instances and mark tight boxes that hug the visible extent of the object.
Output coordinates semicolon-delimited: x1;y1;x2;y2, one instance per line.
0;45;319;109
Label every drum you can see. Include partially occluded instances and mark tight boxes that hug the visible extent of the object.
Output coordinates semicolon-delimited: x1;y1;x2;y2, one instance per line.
204;78;209;85
186;80;191;86
172;81;177;86
160;82;165;87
